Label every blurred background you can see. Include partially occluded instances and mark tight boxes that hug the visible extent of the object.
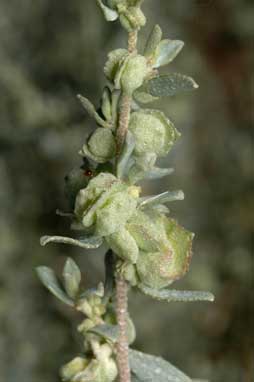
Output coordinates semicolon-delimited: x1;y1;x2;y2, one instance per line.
0;0;253;381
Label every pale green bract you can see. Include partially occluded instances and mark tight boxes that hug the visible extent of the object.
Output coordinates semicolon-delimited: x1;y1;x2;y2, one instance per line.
80;128;116;164
105;50;148;95
129;109;180;156
74;173;140;237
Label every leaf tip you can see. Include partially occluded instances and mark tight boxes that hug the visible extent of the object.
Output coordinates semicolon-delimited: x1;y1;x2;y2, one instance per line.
40;236;49;246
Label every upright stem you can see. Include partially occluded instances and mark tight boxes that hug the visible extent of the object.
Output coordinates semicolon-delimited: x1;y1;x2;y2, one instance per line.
115;275;131;382
116;30;138;155
115;30;138;382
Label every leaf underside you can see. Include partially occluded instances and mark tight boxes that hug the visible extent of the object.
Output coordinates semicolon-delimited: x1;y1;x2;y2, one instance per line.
129;349;192;382
146;73;198;97
139;190;184;208
40;235;103;249
36;267;74;306
138;284;215;303
89;323;119;343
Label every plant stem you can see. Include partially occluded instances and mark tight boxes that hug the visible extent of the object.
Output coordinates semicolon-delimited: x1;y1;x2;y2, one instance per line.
115;274;131;382
115;30;138;382
116;30;138;155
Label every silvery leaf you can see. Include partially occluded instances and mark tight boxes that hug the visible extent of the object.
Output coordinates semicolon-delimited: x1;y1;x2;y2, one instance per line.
139;190;184;208
129;349;192;382
138;284;215;303
101;86;112;121
36;267;74;306
133;90;159;104
96;0;118;21
144;24;162;57
40;235;103;249
63;258;81;299
117;131;135;179
146;74;199;97
77;94;111;128
153;40;184;68
144;167;174;180
89;323;119;343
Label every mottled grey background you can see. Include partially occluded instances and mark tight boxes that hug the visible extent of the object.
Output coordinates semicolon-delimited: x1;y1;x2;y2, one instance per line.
0;0;253;381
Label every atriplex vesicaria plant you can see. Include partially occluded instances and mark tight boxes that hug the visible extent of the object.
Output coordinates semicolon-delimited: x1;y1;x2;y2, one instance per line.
37;1;214;381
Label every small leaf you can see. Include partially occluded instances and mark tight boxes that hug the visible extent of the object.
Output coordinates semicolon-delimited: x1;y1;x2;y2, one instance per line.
143;167;174;180
133;90;159;104
36;267;74;306
154;40;184;68
89;323;119;343
101;87;112;121
144;24;162;57
63;258;81;299
117;131;135;179
40;235;103;249
129;349;192;382
77;94;111;128
146;73;199;97
139;190;184;208
138;284;215;303
96;0;118;21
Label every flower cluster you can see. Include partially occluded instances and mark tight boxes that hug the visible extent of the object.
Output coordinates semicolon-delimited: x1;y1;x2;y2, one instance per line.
97;0;146;31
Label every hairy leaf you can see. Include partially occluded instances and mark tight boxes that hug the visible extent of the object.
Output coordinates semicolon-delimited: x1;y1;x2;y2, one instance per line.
143;167;174;179
133;90;159;104
63;258;81;299
96;0;118;21
90;320;135;344
138;284;215;303
146;74;199;97
89;323;119;342
36;267;74;306
40;235;103;249
77;94;111;128
117;131;135;179
129;349;192;382
154;40;184;68
144;24;162;57
139;190;184;208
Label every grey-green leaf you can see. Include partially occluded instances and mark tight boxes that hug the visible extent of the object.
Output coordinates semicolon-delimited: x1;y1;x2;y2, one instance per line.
146;74;199;97
129;349;192;382
154;40;184;68
133;90;159;104
138;285;215;303
144;24;162;57
143;167;174;180
77;94;111;128
96;0;118;21
36;267;74;306
40;235;103;249
89;324;119;343
139;190;184;208
117;131;135;179
63;258;81;299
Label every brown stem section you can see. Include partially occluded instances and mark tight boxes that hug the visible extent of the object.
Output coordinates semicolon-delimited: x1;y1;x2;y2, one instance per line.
115;30;138;382
115;275;131;382
116;30;138;155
